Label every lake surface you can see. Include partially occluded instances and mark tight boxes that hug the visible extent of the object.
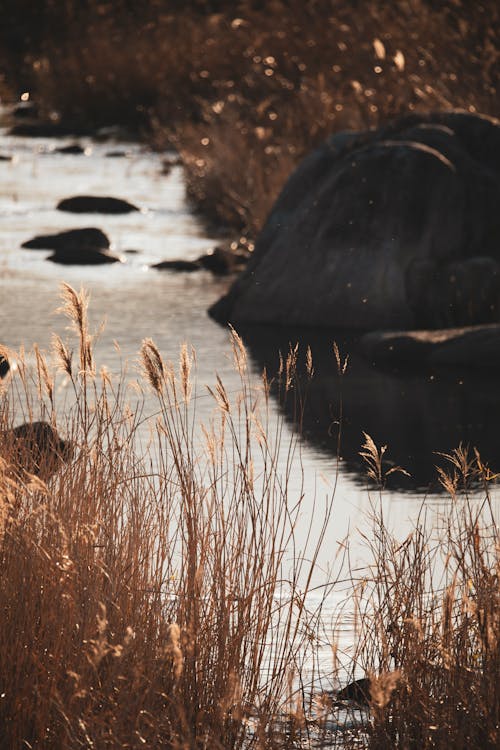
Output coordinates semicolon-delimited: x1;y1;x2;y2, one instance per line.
1;105;499;705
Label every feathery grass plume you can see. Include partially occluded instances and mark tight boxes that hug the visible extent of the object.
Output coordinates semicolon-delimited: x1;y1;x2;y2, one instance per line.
179;343;193;403
51;333;73;376
33;344;54;406
285;343;299;391
207;374;230;413
229;324;247;376
369;670;401;710
360;432;386;486
261;366;271;400
140;337;165;393
0;457;15;542
333;341;349;375
305;345;314;379
57;282;94;375
360;432;410;487
436;464;458;497
436;443;477;489
165;622;183;680
473;448;500;483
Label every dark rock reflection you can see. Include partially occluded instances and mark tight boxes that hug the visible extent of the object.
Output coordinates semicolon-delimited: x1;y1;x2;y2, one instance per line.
237;324;500;492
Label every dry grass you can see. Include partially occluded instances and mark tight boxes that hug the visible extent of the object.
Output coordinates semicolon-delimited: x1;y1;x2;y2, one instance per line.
341;442;500;749
1;1;499;234
0;288;499;747
0;285;338;748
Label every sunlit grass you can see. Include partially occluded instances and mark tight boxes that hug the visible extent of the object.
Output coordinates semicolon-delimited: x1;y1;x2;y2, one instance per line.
0;286;499;747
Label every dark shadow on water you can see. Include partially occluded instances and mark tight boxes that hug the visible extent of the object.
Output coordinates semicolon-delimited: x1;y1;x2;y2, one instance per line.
236;324;500;492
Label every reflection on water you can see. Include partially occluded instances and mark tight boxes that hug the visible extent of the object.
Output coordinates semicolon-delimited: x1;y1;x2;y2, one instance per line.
238;323;500;491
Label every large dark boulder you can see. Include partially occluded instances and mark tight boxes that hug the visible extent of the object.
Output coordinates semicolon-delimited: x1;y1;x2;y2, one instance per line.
22;228;110;251
57;196;139;214
210;112;500;330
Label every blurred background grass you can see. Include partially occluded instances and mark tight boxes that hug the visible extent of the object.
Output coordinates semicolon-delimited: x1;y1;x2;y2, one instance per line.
0;1;498;235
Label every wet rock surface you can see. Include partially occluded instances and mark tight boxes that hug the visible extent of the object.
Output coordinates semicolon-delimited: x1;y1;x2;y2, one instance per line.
22;227;110;251
54;143;86;155
47;248;121;265
361;324;500;367
153;245;250;275
152;259;201;272
211;112;500;331
57;195;139;214
22;228;119;265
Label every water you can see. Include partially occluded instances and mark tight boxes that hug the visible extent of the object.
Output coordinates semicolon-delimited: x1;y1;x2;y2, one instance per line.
1;107;499;712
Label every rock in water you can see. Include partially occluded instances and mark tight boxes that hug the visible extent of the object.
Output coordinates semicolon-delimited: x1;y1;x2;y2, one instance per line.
0;421;73;479
0;355;9;378
57;196;139;214
22;227;110;251
55;143;85;155
152;259;201;272
48;248;121;265
210;112;500;330
361;323;500;367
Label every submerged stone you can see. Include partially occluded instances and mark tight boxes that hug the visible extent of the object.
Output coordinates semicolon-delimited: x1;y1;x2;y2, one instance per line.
361;323;500;367
152;259;201;272
55;143;86;155
22;227;110;251
57;195;139;214
47;247;121;265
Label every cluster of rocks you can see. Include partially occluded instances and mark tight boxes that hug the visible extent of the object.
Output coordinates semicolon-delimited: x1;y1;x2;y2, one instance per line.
152;242;250;276
22;226;121;265
21;222;250;273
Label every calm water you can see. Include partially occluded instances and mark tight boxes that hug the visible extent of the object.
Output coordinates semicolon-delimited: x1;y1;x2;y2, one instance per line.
1;107;498;705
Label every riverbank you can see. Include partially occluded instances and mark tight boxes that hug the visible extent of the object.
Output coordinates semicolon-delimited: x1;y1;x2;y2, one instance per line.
1;0;499;236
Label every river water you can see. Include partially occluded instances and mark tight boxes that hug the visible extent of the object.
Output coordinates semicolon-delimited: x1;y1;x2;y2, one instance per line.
1;107;499;721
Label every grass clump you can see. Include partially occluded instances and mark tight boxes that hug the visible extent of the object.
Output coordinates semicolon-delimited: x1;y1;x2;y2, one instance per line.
342;443;500;749
0;285;336;748
0;286;499;747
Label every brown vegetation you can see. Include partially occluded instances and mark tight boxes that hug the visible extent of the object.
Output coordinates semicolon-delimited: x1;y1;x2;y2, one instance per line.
342;441;500;749
0;286;499;747
0;285;337;748
0;1;498;234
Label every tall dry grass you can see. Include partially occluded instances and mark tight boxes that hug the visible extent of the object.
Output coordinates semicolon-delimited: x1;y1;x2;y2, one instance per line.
340;442;500;749
1;286;499;747
0;284;337;748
